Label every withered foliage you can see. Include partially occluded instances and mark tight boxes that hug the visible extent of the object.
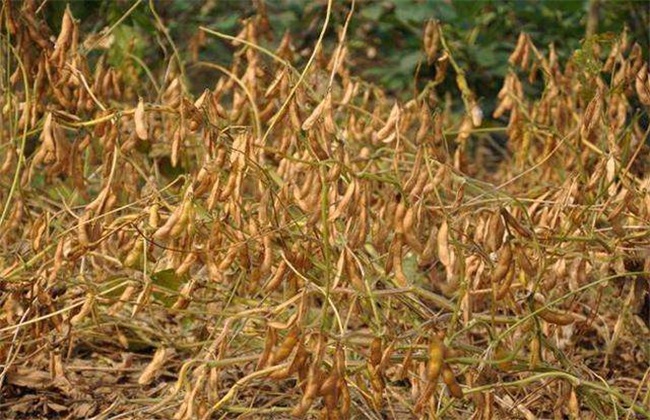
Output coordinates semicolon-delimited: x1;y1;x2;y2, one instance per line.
1;2;649;419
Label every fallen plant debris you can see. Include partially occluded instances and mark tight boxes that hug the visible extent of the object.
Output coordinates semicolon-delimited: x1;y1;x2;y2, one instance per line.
1;1;649;419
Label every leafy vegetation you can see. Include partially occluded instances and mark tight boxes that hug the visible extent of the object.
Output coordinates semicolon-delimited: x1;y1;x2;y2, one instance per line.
1;1;649;419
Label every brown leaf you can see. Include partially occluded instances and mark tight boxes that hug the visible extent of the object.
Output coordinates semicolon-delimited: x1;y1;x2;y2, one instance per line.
6;366;51;389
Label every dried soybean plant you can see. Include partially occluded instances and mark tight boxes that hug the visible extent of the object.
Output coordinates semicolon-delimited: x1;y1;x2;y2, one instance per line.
0;1;649;419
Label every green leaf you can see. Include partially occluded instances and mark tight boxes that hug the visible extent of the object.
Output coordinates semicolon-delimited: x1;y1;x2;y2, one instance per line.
151;269;188;307
402;253;427;285
360;3;385;21
395;3;424;23
151;269;184;290
451;0;484;19
399;51;422;74
432;1;458;21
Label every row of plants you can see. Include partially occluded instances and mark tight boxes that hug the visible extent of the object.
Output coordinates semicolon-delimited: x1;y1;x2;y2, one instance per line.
0;1;648;418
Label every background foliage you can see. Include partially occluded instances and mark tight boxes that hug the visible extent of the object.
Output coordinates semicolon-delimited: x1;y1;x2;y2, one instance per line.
2;0;649;418
49;0;649;102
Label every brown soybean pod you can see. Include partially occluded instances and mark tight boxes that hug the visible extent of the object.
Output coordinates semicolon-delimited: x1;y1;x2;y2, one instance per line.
323;392;338;413
495;342;514;371
486;211;505;252
398;338;420;379
148;204;160;229
500;209;532;239
393;246;409;287
441;364;463;398
537;306;575;325
260;234;273;275
345;250;365;292
495;265;515;300
369;337;382;367
270;327;299;364
515;245;536;277
153;207;181;240
257;327;277;369
287;342;310;376
134;98;148;140
426;336;445;382
293;365;322;416
319;370;339;397
264;260;288;293
379;340;396;373
77;212;91;247
491;241;512;284
447;381;464;399
340;379;351;418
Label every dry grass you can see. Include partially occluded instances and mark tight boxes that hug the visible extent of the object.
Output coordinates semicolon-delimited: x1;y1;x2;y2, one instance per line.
1;1;649;419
